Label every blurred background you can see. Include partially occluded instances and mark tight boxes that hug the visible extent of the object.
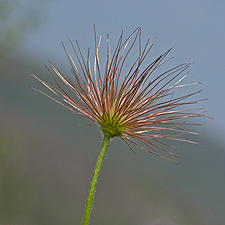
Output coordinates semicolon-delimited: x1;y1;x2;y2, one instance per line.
0;0;225;224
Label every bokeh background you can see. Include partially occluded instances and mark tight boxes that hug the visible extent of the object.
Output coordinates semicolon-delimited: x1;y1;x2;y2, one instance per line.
1;0;225;224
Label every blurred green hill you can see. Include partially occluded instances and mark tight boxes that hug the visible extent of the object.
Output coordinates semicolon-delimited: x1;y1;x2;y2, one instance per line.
0;56;225;225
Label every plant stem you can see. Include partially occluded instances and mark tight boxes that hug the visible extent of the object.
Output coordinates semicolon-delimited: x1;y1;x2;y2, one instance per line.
82;134;110;225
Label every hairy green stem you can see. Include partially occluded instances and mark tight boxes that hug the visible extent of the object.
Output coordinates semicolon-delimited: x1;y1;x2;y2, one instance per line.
82;134;110;225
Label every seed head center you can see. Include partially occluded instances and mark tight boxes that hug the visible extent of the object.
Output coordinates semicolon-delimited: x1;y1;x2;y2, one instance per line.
99;115;125;138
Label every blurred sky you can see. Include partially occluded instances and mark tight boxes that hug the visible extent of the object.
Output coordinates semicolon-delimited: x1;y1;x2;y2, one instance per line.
18;0;225;146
